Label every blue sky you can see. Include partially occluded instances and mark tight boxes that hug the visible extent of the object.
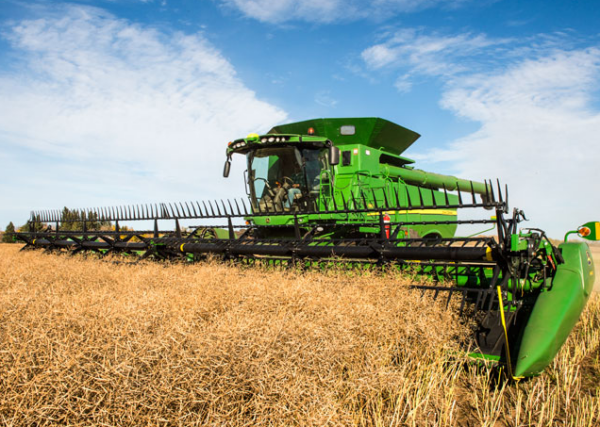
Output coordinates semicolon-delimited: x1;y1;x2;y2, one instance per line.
1;0;599;238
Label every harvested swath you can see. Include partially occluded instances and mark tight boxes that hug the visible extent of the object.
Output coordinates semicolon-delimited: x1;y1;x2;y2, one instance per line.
0;244;598;426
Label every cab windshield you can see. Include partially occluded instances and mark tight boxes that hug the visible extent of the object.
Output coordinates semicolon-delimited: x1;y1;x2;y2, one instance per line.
248;147;328;210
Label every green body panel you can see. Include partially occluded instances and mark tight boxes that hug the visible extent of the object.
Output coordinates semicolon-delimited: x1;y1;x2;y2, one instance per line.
514;242;595;377
268;117;420;155
228;117;490;239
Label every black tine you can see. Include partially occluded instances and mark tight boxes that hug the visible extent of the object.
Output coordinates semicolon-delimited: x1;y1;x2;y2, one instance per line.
489;179;496;203
173;203;181;218
128;205;134;220
255;198;261;214
341;192;348;211
234;199;241;216
430;187;437;207
505;184;509;212
497;179;503;204
226;199;235;216
351;191;357;210
443;184;450;206
208;201;217;217
189;201;198;217
418;187;424;207
163;203;169;218
180;202;188;218
134;205;139;220
370;188;378;209
394;187;400;208
456;182;463;205
166;203;174;218
484;180;490;205
383;188;390;209
361;190;368;210
195;201;203;217
405;186;412;208
470;181;476;204
202;201;210;217
215;200;223;216
222;200;230;215
242;199;249;215
331;192;338;211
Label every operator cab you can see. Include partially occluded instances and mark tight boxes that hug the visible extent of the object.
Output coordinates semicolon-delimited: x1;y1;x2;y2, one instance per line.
248;146;329;211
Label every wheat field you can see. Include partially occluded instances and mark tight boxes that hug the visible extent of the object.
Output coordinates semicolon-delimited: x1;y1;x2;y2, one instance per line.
0;243;598;426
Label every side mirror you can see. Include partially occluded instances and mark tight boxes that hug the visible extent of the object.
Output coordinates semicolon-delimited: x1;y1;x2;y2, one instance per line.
578;221;599;241
329;146;340;166
564;221;599;242
223;159;231;178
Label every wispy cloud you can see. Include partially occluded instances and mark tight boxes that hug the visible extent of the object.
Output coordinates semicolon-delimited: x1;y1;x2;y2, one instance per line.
219;0;468;24
0;4;287;222
362;29;600;236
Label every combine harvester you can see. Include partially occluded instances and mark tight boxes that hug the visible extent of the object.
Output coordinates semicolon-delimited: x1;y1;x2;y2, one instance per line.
14;118;598;378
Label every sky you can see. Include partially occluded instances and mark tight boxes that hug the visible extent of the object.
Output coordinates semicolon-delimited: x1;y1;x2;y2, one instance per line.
1;0;599;238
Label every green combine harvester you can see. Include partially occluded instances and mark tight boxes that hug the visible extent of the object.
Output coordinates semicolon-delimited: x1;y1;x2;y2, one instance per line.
14;117;598;379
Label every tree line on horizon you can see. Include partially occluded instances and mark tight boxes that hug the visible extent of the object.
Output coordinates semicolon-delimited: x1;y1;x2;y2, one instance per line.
2;208;112;243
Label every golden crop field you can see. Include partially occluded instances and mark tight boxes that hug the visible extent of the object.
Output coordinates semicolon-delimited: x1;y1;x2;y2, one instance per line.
0;243;599;426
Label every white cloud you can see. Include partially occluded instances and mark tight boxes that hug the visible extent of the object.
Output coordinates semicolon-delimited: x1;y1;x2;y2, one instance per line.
437;48;600;237
361;29;508;82
219;0;466;24
0;5;287;224
362;28;600;237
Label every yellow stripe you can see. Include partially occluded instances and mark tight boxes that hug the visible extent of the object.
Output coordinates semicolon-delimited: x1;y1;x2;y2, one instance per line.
366;209;457;216
486;247;493;261
596;222;600;239
497;286;524;381
180;243;185;252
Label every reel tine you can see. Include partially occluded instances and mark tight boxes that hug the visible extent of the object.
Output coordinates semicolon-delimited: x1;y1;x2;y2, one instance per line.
208;201;216;217
215;200;223;216
189;201;197;217
489;179;496;203
370;188;378;209
497;179;503;204
505;184;509;212
195;201;204;217
383;188;390;209
484;180;491;206
456;182;463;206
418;187;424;207
221;200;229;216
234;199;241;216
443;184;449;206
331;191;338;211
341;192;348;211
361;190;367;210
470;181;476;204
242;199;249;216
430;187;437;207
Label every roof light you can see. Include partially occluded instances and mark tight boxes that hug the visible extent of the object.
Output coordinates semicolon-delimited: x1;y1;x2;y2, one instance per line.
246;133;259;141
261;137;267;143
307;127;315;135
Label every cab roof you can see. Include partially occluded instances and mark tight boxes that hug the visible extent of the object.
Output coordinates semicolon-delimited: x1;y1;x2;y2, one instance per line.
268;117;420;156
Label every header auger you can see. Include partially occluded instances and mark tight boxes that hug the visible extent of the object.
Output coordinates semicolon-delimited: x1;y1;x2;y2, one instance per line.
13;117;597;379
